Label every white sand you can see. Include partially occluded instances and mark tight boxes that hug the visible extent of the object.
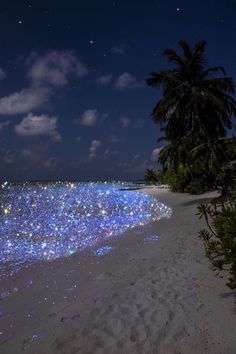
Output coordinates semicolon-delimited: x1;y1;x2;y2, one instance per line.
1;188;236;353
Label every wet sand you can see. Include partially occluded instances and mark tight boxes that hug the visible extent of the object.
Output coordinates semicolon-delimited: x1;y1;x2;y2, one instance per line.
1;188;236;353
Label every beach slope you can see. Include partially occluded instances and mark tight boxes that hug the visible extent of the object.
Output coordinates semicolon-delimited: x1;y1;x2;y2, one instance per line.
2;188;236;354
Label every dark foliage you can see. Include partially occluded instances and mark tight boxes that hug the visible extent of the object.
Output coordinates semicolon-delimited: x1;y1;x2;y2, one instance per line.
144;168;159;184
198;195;236;289
146;40;236;194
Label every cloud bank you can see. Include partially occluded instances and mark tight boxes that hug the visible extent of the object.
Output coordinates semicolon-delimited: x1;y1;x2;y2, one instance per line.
89;139;102;160
15;113;61;141
96;74;113;86
0;50;88;116
28;50;88;87
115;72;143;89
80;109;98;126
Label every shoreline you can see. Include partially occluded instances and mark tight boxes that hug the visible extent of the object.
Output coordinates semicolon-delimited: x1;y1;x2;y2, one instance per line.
1;188;236;353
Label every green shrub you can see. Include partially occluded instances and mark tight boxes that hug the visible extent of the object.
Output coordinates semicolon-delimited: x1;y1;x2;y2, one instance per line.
157;169;178;188
168;170;191;192
198;195;236;289
144;169;159;184
185;176;209;194
216;162;236;196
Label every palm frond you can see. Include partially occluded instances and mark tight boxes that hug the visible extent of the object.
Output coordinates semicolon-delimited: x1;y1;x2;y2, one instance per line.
194;40;207;56
203;66;226;77
179;40;192;59
162;48;184;66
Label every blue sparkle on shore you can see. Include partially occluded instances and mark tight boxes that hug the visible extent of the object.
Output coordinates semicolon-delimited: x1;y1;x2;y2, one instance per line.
0;182;171;278
144;235;160;243
93;246;113;257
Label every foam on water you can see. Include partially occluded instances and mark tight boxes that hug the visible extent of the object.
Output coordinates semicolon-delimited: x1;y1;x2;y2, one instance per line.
0;181;171;278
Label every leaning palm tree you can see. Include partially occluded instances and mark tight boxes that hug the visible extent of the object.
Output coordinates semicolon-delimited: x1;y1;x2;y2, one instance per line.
147;40;236;141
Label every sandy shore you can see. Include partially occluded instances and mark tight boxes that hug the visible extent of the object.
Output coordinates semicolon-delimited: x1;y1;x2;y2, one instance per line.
1;188;236;353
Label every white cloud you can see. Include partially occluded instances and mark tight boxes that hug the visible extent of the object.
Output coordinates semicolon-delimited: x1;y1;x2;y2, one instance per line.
0;51;88;116
90;140;101;149
20;148;58;168
28;50;88;87
96;74;113;85
15;113;61;141
80;109;98;126
114;72;143;90
44;157;58;168
0;87;50;115
0;68;6;80
151;148;162;162
111;44;128;56
21;148;37;161
104;149;118;158
120;116;130;127
89;139;101;160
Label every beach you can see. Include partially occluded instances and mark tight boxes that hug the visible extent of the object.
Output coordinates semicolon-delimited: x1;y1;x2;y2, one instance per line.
1;187;236;354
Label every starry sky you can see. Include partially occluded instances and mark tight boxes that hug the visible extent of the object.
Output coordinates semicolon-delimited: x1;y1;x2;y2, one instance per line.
0;0;236;181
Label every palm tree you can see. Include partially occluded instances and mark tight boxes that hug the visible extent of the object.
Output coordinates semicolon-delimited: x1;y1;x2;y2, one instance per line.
190;138;227;177
147;40;236;141
144;168;159;184
158;134;194;177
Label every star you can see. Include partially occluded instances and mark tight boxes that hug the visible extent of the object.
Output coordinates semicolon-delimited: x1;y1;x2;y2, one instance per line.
18;20;23;25
176;7;180;12
89;40;94;45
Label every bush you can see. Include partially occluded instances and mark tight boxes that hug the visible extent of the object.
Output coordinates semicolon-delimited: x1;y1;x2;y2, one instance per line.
185;176;209;194
154;168;190;192
216;162;236;196
198;195;236;289
144;169;159;184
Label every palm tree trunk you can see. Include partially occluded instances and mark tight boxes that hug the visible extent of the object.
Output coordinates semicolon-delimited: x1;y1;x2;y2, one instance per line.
182;140;194;180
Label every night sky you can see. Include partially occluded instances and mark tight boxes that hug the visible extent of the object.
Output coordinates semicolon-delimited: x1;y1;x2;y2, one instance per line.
0;0;236;181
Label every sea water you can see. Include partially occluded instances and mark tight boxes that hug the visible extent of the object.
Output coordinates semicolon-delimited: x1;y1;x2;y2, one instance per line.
0;181;171;278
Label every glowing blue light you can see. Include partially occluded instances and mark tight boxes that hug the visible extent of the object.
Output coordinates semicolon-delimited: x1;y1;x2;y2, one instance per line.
93;246;113;256
144;235;160;243
0;182;171;278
